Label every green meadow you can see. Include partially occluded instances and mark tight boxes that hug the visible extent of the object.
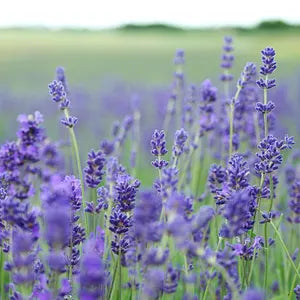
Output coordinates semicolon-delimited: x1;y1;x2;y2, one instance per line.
0;28;300;94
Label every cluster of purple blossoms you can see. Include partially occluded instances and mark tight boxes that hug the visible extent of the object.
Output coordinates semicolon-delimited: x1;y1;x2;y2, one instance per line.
17;111;46;162
256;47;277;89
133;190;162;242
79;234;106;299
237;62;257;89
151;129;168;169
255;135;294;174
198;79;218;137
48;80;70;110
1;39;299;300
5;228;38;288
109;171;140;255
100;115;134;156
48;70;78;129
294;285;300;300
229;236;264;261
154;167;179;199
220;36;234;82
287;180;300;223
84;149;106;188
219;189;256;238
172;128;188;160
208;154;250;206
114;175;140;213
173;49;185;90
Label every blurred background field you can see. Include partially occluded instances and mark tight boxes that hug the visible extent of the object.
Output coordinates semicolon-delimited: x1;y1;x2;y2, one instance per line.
0;27;300;184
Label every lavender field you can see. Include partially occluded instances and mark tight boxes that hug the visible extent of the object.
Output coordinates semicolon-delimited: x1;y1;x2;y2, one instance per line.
0;28;300;300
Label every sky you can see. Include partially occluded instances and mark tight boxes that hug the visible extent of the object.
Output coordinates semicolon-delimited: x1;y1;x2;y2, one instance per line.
0;0;299;28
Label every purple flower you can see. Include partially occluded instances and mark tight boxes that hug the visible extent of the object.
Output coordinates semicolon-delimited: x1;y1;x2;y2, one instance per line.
63;175;82;211
208;164;228;194
48;80;70;109
79;235;107;299
0;142;22;183
113;115;134;149
56;66;69;93
191;206;215;234
242;289;265;300
216;247;239;290
133;190;162;241
260;47;276;75
230;236;264;260
151;130;168;156
220;189;255;238
294;285;300;300
255;101;275;114
151;130;168;169
237;62;257;88
255;135;294;174
9;228;38;286
164;265;180;294
256;47;276;89
201;79;217;103
174;49;185;65
142;269;164;299
114;174;140;212
143;247;169;266
47;251;68;273
220;36;234;82
227;154;249;190
109;208;132;235
259;211;277;224
61;116;78;128
172;128;188;158
17;111;46;162
111;234;131;255
48;80;66;103
84;150;106;188
100;139;115;155
287;180;300;223
154;167;178;198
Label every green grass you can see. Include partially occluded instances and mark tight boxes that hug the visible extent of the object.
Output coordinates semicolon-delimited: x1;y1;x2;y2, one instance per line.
0;28;300;95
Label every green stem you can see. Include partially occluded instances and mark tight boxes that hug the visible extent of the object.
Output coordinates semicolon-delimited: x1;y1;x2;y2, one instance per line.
104;182;114;262
228;87;241;158
131;109;140;178
108;254;119;300
0;250;5;300
63;109;87;231
289;261;300;300
202;237;223;300
269;220;300;281
92;188;97;233
264;222;268;290
163;100;174;136
263;174;274;291
249;173;265;238
247;249;257;285
254;112;261;146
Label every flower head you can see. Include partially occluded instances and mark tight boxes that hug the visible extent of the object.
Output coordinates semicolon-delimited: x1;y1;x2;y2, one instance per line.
84;150;106;188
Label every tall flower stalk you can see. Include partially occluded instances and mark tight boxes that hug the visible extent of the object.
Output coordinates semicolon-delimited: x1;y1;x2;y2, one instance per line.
229;63;256;157
48;78;87;230
255;47;278;290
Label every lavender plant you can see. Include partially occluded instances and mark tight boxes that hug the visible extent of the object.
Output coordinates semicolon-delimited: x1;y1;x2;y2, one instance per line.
0;38;299;300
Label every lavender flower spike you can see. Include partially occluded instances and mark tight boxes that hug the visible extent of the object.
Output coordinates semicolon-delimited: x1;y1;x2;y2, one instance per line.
84;150;106;188
151;130;168;169
256;47;277;89
237;62;257;88
172;128;188;162
220;36;234;82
